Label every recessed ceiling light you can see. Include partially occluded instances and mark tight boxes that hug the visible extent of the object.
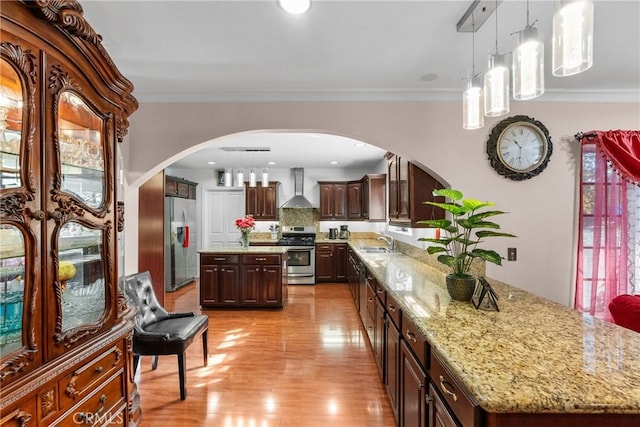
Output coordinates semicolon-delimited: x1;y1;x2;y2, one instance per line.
278;0;311;15
330;161;339;165
207;161;216;165
420;73;439;82
354;142;365;147
268;161;276;165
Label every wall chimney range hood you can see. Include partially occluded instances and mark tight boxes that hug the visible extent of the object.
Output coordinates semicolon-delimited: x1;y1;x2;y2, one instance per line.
281;168;314;209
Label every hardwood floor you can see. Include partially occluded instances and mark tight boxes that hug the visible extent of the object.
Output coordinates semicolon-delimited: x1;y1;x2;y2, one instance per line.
135;282;396;427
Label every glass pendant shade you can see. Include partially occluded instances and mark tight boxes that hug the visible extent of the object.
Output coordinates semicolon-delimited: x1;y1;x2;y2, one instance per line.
224;168;232;188
249;169;257;187
513;26;544;100
462;80;484;130
236;169;244;187
484;53;510;117
552;0;594;76
261;168;269;187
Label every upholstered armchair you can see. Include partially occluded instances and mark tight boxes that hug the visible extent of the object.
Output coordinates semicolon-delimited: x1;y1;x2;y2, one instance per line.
123;271;209;400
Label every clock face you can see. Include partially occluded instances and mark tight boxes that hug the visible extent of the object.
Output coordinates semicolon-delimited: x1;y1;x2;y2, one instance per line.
486;115;553;181
497;123;547;172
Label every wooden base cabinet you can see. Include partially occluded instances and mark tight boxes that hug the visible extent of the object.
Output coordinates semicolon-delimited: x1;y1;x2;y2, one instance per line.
400;340;428;427
429;384;459;427
200;253;287;308
1;2;138;425
315;243;347;282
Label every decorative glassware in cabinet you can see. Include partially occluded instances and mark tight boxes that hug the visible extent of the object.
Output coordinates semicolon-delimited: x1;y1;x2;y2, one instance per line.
58;91;105;209
0;58;23;190
58;221;106;331
0;224;26;354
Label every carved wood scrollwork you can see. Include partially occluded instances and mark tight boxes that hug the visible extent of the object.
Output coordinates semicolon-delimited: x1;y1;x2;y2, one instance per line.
48;64;112;219
27;1;101;44
0;409;32;427
1;42;38;198
41;389;56;418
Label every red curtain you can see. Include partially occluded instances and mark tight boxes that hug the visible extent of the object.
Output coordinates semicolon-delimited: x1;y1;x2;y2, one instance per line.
575;130;639;321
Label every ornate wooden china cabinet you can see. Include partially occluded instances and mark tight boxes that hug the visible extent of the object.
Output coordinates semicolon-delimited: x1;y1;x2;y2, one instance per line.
1;1;139;426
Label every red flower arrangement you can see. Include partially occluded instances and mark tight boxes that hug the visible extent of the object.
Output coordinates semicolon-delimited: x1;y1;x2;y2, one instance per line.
235;215;255;232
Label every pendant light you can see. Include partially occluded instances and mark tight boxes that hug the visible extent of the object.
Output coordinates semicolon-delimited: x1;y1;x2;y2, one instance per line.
552;0;594;76
277;0;311;15
484;1;509;117
261;168;269;187
513;0;544;100
236;168;244;187
462;12;484;130
249;169;257;187
224;167;232;187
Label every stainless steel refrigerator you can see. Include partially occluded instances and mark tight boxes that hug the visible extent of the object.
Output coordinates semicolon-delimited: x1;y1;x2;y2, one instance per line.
165;196;198;292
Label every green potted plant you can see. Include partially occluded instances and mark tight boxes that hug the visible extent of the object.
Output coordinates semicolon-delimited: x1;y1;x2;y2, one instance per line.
418;188;516;301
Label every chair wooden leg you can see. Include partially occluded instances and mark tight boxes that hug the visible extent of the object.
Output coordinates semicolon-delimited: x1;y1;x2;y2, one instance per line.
133;355;140;374
178;352;187;400
202;329;209;367
151;355;159;370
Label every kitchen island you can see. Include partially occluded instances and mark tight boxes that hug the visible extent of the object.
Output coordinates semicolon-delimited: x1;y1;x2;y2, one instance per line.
199;247;288;308
349;240;640;427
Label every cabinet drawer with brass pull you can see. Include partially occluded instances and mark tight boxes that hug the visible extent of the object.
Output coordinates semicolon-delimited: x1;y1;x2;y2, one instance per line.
242;255;280;265
386;293;401;329
60;342;124;407
201;254;240;264
430;350;480;427
402;313;429;370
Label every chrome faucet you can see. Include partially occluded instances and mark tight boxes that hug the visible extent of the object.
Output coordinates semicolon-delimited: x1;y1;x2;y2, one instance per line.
377;235;395;252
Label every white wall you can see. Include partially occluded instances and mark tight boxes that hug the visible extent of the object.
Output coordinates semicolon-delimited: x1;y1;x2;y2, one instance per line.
123;101;640;307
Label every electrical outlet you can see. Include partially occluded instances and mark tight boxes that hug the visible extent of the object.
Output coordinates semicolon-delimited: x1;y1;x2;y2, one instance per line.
507;247;517;261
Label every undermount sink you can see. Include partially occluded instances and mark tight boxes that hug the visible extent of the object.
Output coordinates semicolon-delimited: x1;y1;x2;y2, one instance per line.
359;246;390;253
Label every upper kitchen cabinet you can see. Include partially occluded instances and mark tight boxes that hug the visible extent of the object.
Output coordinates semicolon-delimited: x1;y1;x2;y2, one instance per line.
166;175;197;199
1;1;139;425
245;181;279;220
361;174;386;222
318;182;348;220
347;181;362;220
386;153;444;227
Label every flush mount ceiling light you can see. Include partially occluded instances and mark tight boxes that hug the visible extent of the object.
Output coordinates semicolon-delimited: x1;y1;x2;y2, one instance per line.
512;0;544;100
484;1;509;117
277;0;311;15
552;0;594;77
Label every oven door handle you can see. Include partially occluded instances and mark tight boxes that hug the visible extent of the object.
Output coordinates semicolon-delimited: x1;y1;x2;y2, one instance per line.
287;273;315;278
287;248;314;252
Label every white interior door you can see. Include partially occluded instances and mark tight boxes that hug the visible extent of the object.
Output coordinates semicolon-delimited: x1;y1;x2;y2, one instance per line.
202;189;244;248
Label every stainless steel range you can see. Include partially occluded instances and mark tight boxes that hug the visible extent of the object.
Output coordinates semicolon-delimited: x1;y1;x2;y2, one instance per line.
278;226;316;285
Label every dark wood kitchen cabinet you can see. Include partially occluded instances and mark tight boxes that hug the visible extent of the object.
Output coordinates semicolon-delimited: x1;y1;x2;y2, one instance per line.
348;181;363;219
1;2;139;425
200;254;241;306
166;175;197;199
315;243;347;282
245;181;279;220
318;182;348;220
385;293;402;422
362;173;387;222
400;340;428;427
386;153;445;228
199;252;287;308
241;254;284;306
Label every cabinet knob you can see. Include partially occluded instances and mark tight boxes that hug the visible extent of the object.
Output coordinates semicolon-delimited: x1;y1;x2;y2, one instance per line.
94;366;104;373
388;304;396;312
48;210;63;221
406;330;417;343
29;210;45;221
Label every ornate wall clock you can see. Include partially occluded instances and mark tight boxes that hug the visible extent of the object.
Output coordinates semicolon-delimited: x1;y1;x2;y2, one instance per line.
486;115;553;181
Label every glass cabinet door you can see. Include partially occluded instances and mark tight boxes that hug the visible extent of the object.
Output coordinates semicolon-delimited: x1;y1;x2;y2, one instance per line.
58;221;105;331
58;91;105;210
0;224;25;354
0;58;23;190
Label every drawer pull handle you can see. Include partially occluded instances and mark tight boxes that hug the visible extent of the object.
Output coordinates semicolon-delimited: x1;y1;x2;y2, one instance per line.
376;288;383;294
368;298;373;302
439;375;458;402
76;395;107;423
214;258;226;261
256;257;267;261
406;330;417;343
95;366;104;373
388;304;396;312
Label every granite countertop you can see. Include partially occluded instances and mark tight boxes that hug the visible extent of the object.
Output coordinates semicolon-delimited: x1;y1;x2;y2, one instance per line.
349;239;640;415
199;246;288;254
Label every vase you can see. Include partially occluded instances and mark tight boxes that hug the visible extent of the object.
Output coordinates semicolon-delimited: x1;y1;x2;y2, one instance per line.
446;274;477;301
241;231;250;248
